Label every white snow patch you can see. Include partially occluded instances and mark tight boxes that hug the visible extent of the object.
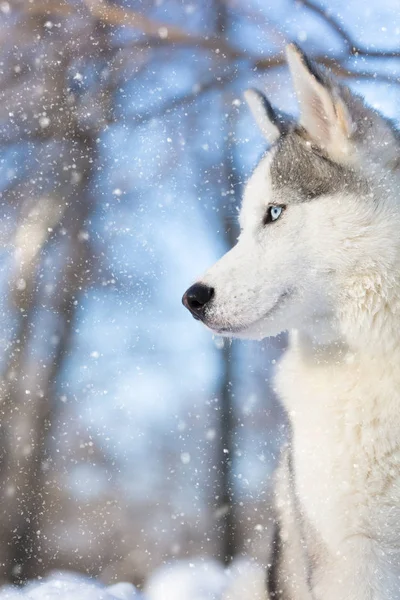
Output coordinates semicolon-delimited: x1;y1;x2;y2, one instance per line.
145;559;227;600
0;559;266;600
145;558;266;600
0;2;10;14
0;572;141;600
180;452;191;464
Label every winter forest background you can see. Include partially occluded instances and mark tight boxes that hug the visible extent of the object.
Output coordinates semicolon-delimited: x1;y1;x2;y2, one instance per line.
0;0;398;590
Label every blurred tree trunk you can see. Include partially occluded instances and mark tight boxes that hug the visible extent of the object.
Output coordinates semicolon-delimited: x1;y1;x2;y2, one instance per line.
0;133;97;584
214;0;241;567
217;250;239;564
16;135;98;583
0;6;114;581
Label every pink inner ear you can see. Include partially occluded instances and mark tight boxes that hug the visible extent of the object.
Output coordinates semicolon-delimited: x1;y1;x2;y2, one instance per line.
311;94;331;140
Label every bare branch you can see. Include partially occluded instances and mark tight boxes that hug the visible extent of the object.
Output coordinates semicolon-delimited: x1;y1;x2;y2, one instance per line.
127;72;235;126
124;39;400;87
297;0;400;58
19;0;400;90
24;0;74;17
109;52;397;136
218;0;289;49
27;0;400;65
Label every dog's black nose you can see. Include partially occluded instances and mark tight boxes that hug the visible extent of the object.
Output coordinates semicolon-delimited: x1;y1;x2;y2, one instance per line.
182;283;214;319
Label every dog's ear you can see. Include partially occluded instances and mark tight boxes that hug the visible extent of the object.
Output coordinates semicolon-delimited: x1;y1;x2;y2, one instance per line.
286;44;354;158
244;88;286;144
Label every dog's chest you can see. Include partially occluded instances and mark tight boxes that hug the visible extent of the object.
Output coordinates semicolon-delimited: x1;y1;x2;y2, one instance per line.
275;344;400;554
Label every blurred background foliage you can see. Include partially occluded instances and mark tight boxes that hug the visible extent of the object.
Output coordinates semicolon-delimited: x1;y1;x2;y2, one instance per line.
0;0;398;588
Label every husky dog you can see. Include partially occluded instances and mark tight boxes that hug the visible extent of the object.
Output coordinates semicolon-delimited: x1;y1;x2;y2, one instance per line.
182;44;400;599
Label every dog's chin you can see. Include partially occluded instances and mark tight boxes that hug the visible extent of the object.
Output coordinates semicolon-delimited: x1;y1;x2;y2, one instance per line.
205;316;286;341
202;289;295;341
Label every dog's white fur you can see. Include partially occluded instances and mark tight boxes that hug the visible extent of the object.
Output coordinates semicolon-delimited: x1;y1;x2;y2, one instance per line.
192;45;400;598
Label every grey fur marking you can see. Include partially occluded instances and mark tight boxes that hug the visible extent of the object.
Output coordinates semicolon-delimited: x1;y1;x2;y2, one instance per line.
270;128;368;201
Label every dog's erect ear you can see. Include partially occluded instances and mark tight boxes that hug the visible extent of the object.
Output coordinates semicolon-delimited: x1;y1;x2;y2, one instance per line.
244;88;286;144
286;44;354;157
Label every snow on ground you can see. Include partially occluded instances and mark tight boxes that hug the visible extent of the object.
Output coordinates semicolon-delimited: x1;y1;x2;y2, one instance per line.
0;572;141;600
145;558;266;600
0;559;267;600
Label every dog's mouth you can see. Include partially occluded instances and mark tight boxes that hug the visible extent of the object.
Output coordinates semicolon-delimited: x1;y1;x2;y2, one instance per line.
203;288;295;335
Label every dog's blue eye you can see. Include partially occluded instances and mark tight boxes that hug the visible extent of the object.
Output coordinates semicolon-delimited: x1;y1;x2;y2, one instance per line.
264;205;285;225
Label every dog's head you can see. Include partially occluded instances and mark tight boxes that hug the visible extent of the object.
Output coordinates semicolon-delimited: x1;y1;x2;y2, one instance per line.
183;44;400;341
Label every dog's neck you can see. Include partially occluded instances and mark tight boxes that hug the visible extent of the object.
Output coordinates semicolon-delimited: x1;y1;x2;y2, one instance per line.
341;268;400;358
296;270;400;364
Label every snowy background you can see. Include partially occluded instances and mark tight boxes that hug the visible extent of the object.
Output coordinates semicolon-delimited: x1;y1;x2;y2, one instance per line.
0;0;398;595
